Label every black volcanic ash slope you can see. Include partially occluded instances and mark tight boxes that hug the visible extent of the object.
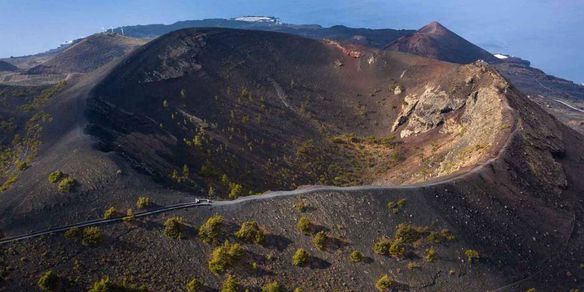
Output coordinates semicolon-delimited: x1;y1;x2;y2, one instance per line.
86;28;513;197
385;21;497;64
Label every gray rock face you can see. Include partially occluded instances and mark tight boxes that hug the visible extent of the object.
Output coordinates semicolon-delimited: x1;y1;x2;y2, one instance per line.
391;86;466;138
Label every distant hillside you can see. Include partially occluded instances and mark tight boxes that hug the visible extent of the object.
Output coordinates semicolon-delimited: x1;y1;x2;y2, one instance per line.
385;21;497;64
26;33;146;74
0;60;17;72
113;18;414;48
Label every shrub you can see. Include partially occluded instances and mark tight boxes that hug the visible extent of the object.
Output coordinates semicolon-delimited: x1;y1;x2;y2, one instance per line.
123;208;135;222
164;216;185;239
387;198;407;213
88;276;147;292
38;270;59;291
262;281;284;292
394;223;423;244
48;171;64;183
349;250;363;263
294;288;304;292
296;216;312;234
228;182;244;199
293;248;310;267
464;249;480;264
57;177;76;192
103;207;118;219
389;238;407;258
373;236;392;255
425;247;437;262
375;274;395;291
186;277;201;292
82;227;103;246
221;275;239;292
407;262;421;270
235;221;265;244
525;289;536;292
199;214;224;244
209;241;244;274
312;231;327;250
136;196;152;209
64;226;81;239
426;229;456;243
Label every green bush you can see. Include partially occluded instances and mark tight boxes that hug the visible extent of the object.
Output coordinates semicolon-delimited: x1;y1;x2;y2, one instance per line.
349;250;363;263
394;223;423;244
164;216;185;239
48;170;64;183
425;247;437;262
228;182;244;199
389;237;406;258
186;277;201;292
221;275;239;292
312;231;327;250
88;276;147;292
123;208;135;222
464;249;480;264
375;274;395;291
293;248;310;267
136;196;152;209
38;270;59;291
296;216;312;234
64;226;81;240
199;214;224;244
387;198;407;213
209;241;244;274
57;177;76;192
262;281;284;292
82;227;103;247
235;221;265;244
103;207;118;219
372;236;392;256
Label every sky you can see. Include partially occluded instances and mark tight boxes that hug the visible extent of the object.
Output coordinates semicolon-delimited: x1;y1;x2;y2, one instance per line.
0;0;583;83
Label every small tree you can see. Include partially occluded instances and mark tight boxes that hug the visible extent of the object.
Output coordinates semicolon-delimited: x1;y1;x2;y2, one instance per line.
103;207;118;219
293;248;310;267
425;247;437;262
375;274;395;291
164;216;185;239
262;281;284;292
199;214;224;244
221;275;239;292
372;236;392;256
296;216;312;234
82;227;103;247
123;208;135;222
186;277;201;292
209;241;244;274
464;249;480;264
228;182;243;199
349;250;363;263
38;270;59;291
58;177;76;192
48;171;64;183
64;226;81;240
312;231;327;250
235;221;265;244
136;196;152;209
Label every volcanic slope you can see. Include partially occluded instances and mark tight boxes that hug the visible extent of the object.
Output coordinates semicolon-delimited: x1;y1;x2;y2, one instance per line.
0;61;17;72
87;28;513;198
26;33;146;75
0;28;583;291
385;21;497;64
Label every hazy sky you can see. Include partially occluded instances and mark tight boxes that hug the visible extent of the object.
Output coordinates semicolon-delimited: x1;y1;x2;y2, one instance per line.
1;0;582;83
